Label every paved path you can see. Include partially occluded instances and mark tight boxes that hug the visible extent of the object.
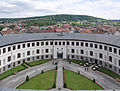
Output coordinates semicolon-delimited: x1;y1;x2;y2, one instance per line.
0;61;55;88
56;60;63;89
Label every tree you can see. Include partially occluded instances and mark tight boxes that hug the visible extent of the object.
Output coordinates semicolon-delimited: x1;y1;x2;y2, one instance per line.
26;75;29;81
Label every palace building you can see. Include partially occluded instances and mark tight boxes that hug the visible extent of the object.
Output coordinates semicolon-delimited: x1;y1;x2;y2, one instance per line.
0;33;120;74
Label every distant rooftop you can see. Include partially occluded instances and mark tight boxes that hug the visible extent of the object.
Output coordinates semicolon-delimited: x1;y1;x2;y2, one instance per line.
0;33;120;47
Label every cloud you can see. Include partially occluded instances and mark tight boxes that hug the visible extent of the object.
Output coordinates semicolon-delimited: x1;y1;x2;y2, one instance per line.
0;0;120;19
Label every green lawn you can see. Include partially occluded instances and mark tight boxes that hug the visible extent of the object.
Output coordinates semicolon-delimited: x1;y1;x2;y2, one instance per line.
97;67;120;79
18;70;55;90
0;65;28;80
26;59;51;67
64;69;103;90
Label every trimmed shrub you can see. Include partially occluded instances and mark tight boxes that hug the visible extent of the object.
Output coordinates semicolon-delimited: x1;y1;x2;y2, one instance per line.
78;71;80;74
52;82;56;88
55;66;58;70
93;78;95;83
63;82;67;88
26;75;29;82
41;70;44;74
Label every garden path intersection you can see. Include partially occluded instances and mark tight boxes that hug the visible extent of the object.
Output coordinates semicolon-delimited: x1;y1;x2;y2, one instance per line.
0;59;120;90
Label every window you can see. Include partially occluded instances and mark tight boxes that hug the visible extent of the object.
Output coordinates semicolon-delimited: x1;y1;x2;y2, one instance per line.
55;42;57;45
119;50;120;55
45;49;49;53
109;47;112;52
13;46;16;50
18;45;20;49
119;60;120;66
59;42;61;45
90;51;93;56
50;42;53;45
99;45;102;49
17;53;21;58
8;64;11;68
72;55;74;58
0;60;1;66
81;49;84;54
18;61;20;64
63;42;65;45
36;42;39;46
32;43;35;47
90;43;93;47
71;49;75;53
109;56;112;62
85;43;88;47
36;56;39;59
41;42;44;46
72;42;74;45
36;49;39;54
8;47;11;52
94;44;98;48
27;58;30;61
99;53;103;59
104;46;107;51
67;42;69;45
3;48;6;53
114;48;117;54
22;44;25;48
27;51;30;55
8;56;11;62
76;42;79;46
81;42;84;46
27;43;30;47
46;42;49;45
46;55;48;58
109;64;112;69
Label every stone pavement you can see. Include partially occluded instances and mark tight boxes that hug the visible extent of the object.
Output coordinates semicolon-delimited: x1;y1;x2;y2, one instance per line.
0;59;120;90
56;60;63;89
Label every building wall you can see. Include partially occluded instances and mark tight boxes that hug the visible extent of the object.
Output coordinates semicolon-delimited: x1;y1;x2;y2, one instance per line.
0;39;120;75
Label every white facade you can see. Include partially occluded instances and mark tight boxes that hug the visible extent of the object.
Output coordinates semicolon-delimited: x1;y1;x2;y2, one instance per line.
0;39;120;74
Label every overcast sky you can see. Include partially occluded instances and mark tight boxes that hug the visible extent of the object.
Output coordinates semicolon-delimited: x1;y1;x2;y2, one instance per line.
0;0;120;19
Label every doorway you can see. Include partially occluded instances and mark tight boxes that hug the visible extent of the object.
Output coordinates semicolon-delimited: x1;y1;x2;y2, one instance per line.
57;53;63;58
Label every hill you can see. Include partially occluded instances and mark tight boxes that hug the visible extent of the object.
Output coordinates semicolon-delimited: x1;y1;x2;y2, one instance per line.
0;14;105;22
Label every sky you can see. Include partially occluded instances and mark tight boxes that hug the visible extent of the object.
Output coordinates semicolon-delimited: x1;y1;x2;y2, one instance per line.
0;0;120;19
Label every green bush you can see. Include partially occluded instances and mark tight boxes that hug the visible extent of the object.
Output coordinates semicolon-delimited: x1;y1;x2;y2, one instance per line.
93;79;95;83
26;75;30;82
78;71;80;74
63;82;67;88
41;70;44;74
55;66;58;70
52;82;56;88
